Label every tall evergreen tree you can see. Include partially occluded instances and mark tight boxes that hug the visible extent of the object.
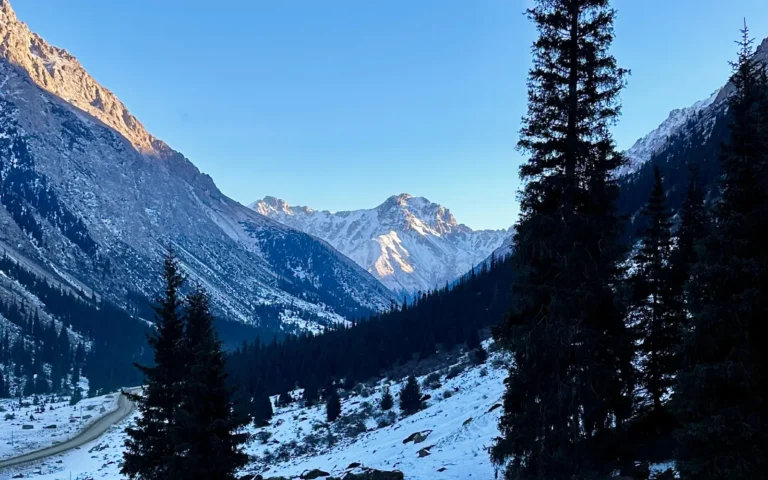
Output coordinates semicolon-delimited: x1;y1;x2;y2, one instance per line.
123;251;187;480
170;288;249;480
380;386;394;412
252;391;274;428
630;166;680;413
326;389;341;422
399;375;423;416
674;26;767;480
670;164;708;314
0;373;8;398
491;1;633;478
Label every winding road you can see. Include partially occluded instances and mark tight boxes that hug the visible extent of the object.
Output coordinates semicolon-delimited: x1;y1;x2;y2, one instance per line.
0;390;137;470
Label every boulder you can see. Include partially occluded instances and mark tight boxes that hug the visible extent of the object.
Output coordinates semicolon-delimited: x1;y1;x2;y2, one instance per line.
331;469;404;480
402;429;432;444
300;469;330;479
417;445;434;457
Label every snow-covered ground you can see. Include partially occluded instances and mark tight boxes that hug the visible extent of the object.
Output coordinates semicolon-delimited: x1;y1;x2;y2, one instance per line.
245;354;506;480
0;389;119;461
1;345;677;480
3;348;508;479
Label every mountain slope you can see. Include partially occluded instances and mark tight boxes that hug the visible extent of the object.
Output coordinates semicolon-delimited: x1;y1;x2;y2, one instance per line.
0;0;390;333
252;194;510;295
618;36;768;227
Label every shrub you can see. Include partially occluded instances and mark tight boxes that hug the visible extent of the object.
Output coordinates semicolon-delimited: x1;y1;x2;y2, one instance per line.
479;367;489;377
446;364;465;380
376;410;397;428
442;390;453;400
422;372;441;389
491;357;507;369
256;430;272;445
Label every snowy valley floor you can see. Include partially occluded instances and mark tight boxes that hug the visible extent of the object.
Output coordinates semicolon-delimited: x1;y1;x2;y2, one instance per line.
1;349;508;479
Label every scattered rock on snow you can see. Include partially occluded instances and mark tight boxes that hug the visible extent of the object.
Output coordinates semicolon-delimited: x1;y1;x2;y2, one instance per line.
331;469;404;480
300;469;330;479
402;430;432;444
416;445;434;458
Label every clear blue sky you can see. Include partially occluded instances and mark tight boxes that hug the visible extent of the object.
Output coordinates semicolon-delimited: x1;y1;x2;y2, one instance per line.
11;0;768;230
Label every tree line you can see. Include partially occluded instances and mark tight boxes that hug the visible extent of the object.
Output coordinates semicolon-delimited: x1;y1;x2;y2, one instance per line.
225;251;515;421
0;252;152;397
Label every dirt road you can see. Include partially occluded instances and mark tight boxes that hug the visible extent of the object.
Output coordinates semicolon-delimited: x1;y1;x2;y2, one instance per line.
0;390;136;470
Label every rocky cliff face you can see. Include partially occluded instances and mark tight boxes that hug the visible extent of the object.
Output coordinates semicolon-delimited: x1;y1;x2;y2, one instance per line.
0;0;391;333
252;194;510;295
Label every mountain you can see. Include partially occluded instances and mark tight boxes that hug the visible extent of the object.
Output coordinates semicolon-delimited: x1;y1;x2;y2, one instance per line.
0;0;391;334
618;36;768;228
251;194;510;296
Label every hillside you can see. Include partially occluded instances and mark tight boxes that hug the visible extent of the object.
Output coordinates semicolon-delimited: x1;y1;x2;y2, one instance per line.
0;0;391;337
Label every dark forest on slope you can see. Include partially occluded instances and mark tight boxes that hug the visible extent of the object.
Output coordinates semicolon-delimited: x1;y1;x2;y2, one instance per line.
227;253;514;399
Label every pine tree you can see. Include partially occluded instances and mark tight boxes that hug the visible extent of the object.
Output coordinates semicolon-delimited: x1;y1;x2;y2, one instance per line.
674;25;767;480
491;1;633;478
380;386;394;411
670;164;708;314
466;328;481;350
169;288;249;480
471;345;488;365
123;250;187;480
0;374;8;398
69;388;82;406
303;380;319;407
252;391;274;428
277;391;293;408
630;166;680;413
399;376;423;416
326;389;341;422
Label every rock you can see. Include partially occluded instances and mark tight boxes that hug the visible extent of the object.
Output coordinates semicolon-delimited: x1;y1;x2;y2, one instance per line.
300;469;330;479
347;462;362;469
437;467;447;472
43;424;57;429
331;469;404;480
417;445;434;457
420;394;431;402
487;403;502;413
402;429;432;444
21;424;34;430
462;417;473;426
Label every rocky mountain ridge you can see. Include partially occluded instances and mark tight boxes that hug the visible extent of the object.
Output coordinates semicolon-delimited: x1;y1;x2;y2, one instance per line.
252;194;510;295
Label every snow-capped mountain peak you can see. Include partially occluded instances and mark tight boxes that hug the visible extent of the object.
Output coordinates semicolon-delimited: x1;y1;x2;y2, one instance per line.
621;35;768;178
619;90;720;177
251;195;510;295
